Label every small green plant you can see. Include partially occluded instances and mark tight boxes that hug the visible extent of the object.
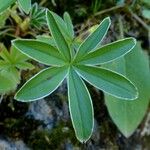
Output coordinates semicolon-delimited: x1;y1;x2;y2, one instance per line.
12;10;138;142
29;3;46;29
91;0;102;14
0;43;34;95
0;0;31;14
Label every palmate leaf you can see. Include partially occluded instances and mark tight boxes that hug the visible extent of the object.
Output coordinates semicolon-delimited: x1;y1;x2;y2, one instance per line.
104;43;150;137
12;39;65;66
15;66;68;101
74;65;138;100
0;44;34;94
75;17;111;61
46;10;71;61
77;38;136;65
13;10;138;143
18;0;31;14
30;3;46;29
67;67;94;142
0;0;15;13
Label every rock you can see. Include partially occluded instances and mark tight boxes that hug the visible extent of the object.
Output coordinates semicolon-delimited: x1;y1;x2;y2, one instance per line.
0;138;30;150
141;111;150;137
26;99;54;129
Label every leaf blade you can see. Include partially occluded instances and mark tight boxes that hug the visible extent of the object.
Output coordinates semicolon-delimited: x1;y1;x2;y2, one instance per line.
18;0;31;14
63;12;74;39
15;66;68;101
75;65;138;100
12;39;65;66
67;67;94;142
78;38;136;65
46;9;71;61
75;17;111;60
104;43;150;137
0;0;15;13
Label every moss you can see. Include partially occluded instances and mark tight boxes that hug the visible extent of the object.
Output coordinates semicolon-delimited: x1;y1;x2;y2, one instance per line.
28;121;81;150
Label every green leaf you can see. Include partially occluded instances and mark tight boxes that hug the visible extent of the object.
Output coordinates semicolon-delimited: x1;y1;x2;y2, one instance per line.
36;35;56;47
18;0;31;14
8;67;20;83
0;0;15;13
10;46;29;62
104;43;150;137
0;43;12;62
67;67;94;142
51;11;73;42
46;10;71;61
75;65;138;100
63;12;74;39
142;8;150;19
15;66;68;101
12;39;65;66
75;17;111;61
77;38;136;65
0;60;9;70
0;9;10;29
30;3;46;29
16;62;34;70
0;68;20;94
0;75;16;94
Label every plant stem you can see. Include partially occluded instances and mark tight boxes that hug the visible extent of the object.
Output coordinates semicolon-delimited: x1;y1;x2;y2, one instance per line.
0;95;3;103
39;0;47;6
127;8;150;48
128;8;150;31
118;15;124;39
94;4;125;16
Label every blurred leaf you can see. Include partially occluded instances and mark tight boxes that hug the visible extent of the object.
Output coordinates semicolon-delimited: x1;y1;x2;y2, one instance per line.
0;9;10;28
0;0;15;13
0;73;17;94
0;43;34;94
142;8;150;19
143;0;150;6
104;43;150;137
18;0;31;14
16;62;34;70
30;3;46;29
